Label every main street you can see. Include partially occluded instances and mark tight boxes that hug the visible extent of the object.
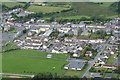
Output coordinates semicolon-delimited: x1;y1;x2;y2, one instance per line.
82;36;112;78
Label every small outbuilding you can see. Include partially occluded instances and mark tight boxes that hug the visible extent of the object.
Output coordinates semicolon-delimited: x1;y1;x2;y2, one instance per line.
47;54;53;58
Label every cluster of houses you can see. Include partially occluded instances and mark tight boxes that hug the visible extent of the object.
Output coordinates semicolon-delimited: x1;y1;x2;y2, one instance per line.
14;36;85;54
94;44;119;69
64;37;106;44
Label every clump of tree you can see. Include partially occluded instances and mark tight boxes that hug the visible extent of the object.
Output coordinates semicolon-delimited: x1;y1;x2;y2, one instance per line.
50;30;60;37
60;34;74;38
80;46;93;57
89;67;97;72
23;2;30;10
2;5;10;12
94;30;107;39
32;72;83;80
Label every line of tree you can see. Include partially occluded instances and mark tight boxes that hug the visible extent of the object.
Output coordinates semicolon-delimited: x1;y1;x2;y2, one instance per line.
52;16;111;24
32;72;87;80
109;2;120;14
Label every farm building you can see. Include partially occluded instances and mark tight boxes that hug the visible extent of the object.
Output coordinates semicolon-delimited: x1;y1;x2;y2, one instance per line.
64;61;85;71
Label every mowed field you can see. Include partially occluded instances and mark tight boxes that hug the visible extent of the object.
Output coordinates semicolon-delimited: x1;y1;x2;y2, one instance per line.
0;0;31;2
26;5;70;13
2;2;25;8
2;49;68;75
2;49;88;77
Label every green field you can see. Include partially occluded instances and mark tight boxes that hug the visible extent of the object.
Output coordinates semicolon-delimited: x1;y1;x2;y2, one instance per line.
60;16;90;19
27;5;70;13
2;50;68;75
2;49;88;77
3;49;68;60
106;54;117;64
2;2;25;8
45;2;117;19
0;0;31;2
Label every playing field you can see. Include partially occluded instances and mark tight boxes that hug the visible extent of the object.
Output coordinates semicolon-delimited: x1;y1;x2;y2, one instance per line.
2;49;89;77
2;49;68;75
26;5;70;13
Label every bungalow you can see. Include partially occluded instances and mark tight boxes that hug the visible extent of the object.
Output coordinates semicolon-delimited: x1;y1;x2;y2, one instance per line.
64;61;85;71
94;57;108;67
7;20;15;25
85;51;92;56
102;64;120;69
51;49;60;54
73;50;81;57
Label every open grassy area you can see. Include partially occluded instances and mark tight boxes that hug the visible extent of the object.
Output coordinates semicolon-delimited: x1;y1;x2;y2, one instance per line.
27;5;70;13
60;16;90;19
2;49;68;75
2;49;89;77
7;28;18;34
106;54;117;64
2;2;25;8
3;49;68;60
1;0;31;2
77;35;90;38
107;15;118;19
93;2;114;7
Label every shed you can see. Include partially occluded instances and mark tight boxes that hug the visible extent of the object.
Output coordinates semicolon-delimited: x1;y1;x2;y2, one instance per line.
47;54;52;58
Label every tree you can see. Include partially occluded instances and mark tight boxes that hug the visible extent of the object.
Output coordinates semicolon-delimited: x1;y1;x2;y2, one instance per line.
49;17;55;22
109;2;119;13
23;2;30;10
89;67;96;72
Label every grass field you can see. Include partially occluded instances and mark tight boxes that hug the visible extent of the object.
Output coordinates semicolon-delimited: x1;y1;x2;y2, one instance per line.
106;54;117;64
2;49;68;75
46;2;117;19
3;49;68;60
93;2;114;7
1;0;31;2
27;5;70;13
2;49;88;77
60;15;90;19
2;2;25;8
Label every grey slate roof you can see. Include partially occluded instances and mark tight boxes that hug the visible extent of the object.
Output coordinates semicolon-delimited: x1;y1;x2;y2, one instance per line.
65;61;85;69
105;74;117;78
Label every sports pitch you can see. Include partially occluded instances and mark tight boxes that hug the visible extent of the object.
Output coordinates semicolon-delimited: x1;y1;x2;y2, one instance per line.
2;49;88;77
2;50;68;75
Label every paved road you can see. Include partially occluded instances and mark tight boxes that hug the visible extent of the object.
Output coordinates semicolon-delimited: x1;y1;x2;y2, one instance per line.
82;36;112;78
0;73;34;78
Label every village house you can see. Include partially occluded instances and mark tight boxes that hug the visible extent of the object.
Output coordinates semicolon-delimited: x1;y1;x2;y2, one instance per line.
73;50;81;57
85;51;92;56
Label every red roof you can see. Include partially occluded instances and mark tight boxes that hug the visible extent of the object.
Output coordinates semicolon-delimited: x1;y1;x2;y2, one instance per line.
103;64;120;67
85;51;92;54
7;20;15;23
